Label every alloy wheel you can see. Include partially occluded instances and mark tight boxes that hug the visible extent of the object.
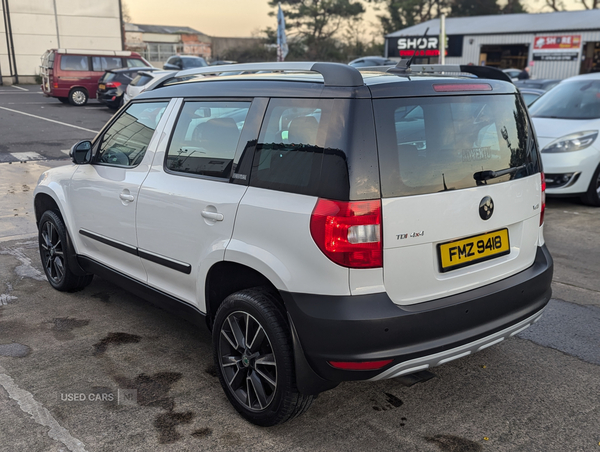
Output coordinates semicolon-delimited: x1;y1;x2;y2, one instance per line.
40;220;65;284
218;311;277;411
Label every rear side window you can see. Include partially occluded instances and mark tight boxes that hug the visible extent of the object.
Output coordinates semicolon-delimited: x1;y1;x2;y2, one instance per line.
166;101;250;179
374;94;538;198
249;98;355;200
95;102;168;167
126;58;148;68
130;74;153;87
60;55;89;71
92;56;123;72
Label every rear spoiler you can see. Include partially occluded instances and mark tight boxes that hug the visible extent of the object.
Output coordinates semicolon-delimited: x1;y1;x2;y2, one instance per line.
386;60;514;83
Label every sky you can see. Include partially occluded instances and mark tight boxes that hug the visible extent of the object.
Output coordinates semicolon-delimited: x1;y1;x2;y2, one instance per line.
125;0;586;39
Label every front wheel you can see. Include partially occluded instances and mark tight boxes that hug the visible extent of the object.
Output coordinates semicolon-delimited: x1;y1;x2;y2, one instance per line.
68;88;88;106
38;211;93;292
212;288;313;426
581;163;600;207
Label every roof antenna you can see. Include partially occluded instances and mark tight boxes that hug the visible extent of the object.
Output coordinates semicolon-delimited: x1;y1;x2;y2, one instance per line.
406;27;429;69
393;27;429;72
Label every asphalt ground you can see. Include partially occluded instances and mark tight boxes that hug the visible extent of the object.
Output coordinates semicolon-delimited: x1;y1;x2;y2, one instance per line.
1;86;600;452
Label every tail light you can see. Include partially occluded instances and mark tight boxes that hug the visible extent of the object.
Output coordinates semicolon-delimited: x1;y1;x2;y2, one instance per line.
105;81;122;89
540;172;546;226
310;199;382;268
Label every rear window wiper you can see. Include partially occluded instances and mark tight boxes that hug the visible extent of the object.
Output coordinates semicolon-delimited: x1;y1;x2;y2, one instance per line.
473;164;527;182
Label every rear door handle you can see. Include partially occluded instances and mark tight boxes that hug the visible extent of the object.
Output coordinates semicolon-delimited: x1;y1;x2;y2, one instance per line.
201;210;224;221
119;193;134;202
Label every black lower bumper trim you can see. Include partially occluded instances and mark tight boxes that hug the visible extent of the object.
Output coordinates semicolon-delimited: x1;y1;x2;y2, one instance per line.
282;245;553;383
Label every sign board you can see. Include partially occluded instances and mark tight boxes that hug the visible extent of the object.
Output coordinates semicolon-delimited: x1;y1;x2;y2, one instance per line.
386;35;463;58
533;52;579;61
533;35;581;51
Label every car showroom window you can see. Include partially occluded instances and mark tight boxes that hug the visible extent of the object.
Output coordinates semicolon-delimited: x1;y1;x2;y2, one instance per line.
165;101;250;178
60;55;89;71
95;102;169;167
92;56;123;72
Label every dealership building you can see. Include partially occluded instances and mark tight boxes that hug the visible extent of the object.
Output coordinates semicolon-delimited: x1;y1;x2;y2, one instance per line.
385;9;600;79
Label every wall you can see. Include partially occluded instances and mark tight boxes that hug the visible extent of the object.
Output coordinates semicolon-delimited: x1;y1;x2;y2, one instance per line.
1;0;122;84
446;30;600;80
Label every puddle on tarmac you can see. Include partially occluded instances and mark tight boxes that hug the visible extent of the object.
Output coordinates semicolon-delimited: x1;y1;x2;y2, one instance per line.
0;342;31;357
92;332;141;355
425;434;483;452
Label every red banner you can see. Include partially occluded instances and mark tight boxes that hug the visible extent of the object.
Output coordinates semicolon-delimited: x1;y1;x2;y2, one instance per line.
533;35;581;50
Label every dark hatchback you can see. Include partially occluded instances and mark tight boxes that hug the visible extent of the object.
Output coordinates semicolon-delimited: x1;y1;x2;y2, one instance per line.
97;67;158;109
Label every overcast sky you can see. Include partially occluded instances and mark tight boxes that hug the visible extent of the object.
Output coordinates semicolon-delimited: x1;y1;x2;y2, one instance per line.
126;0;585;39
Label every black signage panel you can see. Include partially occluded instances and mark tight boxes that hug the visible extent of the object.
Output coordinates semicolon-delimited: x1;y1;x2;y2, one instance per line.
533;52;579;61
386;35;463;58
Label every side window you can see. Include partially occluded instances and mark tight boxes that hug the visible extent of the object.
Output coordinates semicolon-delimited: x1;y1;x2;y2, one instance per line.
92;56;123;72
126;58;148;68
165;101;250;178
250;98;333;196
60;56;89;71
95;102;168;167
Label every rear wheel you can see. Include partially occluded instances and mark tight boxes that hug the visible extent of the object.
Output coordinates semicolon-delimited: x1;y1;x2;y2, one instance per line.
581;163;600;207
212;288;313;426
68;88;88;106
38;211;93;292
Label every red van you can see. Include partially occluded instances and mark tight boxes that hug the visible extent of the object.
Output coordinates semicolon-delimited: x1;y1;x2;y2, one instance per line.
40;49;151;106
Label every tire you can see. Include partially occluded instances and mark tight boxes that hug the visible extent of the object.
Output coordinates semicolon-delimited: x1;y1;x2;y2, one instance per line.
581;163;600;207
57;97;69;104
212;288;313;426
38;211;93;292
68;88;88;106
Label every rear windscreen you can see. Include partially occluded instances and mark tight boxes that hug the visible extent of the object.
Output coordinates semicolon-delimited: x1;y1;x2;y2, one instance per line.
374;94;539;198
130;74;153;87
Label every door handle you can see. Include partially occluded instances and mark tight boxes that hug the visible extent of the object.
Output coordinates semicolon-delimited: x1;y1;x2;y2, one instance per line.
119;193;134;202
201;210;224;221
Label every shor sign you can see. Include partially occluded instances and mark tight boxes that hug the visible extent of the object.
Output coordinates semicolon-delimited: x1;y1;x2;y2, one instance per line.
386;35;463;58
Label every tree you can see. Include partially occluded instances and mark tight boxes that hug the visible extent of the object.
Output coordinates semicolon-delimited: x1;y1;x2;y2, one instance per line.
121;1;132;23
368;0;449;35
501;0;526;13
269;0;365;60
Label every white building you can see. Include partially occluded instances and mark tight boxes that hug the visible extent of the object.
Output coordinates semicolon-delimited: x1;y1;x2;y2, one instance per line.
0;0;123;85
385;10;600;80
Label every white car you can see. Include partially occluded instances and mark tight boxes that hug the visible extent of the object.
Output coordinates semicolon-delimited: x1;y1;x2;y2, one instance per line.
123;70;175;103
530;72;600;206
34;62;552;426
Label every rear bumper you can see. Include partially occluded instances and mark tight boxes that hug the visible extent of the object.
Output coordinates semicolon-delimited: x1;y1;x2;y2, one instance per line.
282;245;553;384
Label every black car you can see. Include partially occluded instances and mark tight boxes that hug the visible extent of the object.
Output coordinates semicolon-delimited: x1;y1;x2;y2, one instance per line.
97;68;158;109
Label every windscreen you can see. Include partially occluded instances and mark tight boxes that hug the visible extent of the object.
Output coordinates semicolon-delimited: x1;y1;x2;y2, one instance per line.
130;74;154;87
374;94;538;198
529;79;600;119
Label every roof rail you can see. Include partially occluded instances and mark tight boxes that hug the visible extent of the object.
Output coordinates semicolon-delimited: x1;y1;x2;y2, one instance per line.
173;62;364;87
384;60;513;83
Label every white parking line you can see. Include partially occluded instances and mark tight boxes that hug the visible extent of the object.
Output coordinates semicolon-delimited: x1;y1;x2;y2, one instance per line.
12;85;28;91
0;365;88;452
0;106;99;134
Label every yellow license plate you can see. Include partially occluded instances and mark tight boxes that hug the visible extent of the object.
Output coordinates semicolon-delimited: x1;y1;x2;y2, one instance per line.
99;84;105;90
438;229;510;272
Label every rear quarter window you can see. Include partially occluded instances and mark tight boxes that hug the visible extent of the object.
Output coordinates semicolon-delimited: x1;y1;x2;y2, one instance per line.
374;94;539;198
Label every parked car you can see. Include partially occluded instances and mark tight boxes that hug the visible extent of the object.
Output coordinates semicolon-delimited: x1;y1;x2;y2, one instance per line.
349;56;396;67
529;72;600;206
124;70;177;103
97;67;158;109
514;79;561;91
518;87;546;106
163;55;208;70
40;49;151;106
502;68;523;81
34;62;552;427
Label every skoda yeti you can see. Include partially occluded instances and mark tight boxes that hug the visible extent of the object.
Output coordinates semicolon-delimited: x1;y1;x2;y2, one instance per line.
34;62;553;426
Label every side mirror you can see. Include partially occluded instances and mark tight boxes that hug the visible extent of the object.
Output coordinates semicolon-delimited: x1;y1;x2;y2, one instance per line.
70;140;92;164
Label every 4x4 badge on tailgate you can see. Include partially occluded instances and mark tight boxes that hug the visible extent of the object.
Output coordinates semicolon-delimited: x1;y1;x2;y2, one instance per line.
397;231;425;240
479;196;494;220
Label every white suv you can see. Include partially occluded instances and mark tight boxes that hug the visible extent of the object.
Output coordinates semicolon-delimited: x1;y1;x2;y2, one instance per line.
34;62;553;426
